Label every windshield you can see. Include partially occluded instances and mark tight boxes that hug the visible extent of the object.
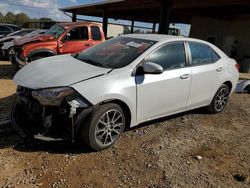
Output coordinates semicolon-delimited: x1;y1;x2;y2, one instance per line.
45;24;65;38
74;37;156;68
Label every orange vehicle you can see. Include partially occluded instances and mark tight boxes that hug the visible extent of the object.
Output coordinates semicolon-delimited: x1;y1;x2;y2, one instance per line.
10;22;105;67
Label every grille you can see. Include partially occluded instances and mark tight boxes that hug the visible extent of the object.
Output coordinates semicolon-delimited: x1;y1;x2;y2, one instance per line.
17;86;33;98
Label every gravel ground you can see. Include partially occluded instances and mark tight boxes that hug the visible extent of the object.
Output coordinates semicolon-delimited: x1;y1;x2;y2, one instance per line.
0;60;249;188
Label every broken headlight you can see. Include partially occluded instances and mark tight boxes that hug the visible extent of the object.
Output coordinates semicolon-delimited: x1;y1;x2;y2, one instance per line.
32;87;75;106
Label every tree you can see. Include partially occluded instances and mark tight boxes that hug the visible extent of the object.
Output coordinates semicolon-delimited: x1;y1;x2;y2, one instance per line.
15;13;31;25
123;26;130;34
38;17;53;22
5;12;15;24
0;12;54;26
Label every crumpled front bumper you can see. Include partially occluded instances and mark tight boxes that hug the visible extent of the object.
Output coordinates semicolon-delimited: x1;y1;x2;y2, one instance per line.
11;94;73;141
9;54;27;68
11;92;93;142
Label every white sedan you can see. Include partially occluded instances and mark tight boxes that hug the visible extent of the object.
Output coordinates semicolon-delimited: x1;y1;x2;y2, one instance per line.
11;34;239;150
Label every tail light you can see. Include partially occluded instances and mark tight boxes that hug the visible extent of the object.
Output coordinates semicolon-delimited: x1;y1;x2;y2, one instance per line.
235;63;240;71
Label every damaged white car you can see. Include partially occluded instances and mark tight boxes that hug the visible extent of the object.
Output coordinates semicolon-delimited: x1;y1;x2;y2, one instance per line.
11;34;239;150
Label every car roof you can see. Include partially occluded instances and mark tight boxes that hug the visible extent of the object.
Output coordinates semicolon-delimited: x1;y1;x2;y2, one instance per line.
123;34;209;44
0;23;18;26
58;22;101;29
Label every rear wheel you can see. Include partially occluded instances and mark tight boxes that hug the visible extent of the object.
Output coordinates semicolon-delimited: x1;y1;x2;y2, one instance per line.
207;84;230;113
81;103;126;151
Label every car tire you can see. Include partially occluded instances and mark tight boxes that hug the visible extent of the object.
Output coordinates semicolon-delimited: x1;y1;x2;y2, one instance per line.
81;103;126;151
207;84;230;114
7;47;15;57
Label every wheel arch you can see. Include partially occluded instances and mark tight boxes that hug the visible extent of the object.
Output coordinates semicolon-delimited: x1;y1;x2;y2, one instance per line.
222;80;233;92
28;49;56;60
97;99;132;130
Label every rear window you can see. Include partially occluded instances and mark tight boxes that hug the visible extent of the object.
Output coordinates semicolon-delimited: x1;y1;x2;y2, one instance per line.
189;42;220;65
91;26;102;40
211;49;221;62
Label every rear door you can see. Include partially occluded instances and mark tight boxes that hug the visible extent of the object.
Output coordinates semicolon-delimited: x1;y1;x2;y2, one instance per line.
186;41;224;108
58;26;92;54
90;26;105;46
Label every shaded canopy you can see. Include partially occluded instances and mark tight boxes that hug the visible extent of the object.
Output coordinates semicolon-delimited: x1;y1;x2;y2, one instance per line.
60;0;250;24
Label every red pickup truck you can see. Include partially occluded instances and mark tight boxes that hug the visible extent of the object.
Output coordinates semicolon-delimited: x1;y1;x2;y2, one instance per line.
10;22;105;67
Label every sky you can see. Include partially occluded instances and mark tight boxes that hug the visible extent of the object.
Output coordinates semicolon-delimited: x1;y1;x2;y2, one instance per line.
0;0;190;36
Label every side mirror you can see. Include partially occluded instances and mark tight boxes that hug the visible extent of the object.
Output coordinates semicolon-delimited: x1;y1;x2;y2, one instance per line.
142;62;163;74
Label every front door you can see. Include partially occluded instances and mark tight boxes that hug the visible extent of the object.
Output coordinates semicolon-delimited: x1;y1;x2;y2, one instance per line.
136;42;191;123
58;26;92;54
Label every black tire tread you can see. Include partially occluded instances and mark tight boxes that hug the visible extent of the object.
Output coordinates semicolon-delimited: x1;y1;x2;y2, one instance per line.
207;84;230;114
81;103;125;151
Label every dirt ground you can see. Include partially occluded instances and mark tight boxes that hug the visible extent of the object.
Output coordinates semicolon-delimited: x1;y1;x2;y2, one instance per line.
0;60;249;188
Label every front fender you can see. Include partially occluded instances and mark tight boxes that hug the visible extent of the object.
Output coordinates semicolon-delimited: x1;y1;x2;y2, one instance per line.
28;48;57;58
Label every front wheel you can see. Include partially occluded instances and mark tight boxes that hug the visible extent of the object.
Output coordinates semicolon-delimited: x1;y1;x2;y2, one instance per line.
207;84;230;114
81;103;126;151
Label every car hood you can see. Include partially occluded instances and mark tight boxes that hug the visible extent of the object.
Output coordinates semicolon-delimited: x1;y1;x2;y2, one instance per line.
2;41;14;49
0;36;19;43
14;34;54;46
14;54;112;89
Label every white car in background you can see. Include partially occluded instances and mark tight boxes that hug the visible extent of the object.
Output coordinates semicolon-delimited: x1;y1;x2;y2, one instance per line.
1;30;46;58
11;34;239;151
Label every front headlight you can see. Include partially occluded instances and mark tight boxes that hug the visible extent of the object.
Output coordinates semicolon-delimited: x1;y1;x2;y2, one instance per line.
32;87;75;106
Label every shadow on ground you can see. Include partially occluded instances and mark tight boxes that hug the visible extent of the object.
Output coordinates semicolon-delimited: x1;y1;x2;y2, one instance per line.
0;85;211;154
0;63;17;79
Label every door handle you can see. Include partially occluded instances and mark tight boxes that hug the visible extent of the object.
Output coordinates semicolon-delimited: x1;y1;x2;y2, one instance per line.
84;43;90;46
180;74;190;79
216;67;223;72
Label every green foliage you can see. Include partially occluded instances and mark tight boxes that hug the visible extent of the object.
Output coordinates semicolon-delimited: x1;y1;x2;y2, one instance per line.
0;12;53;26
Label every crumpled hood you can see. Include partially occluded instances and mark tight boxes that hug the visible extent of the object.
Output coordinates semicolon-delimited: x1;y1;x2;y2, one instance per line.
14;54;112;89
14;34;54;46
0;36;19;43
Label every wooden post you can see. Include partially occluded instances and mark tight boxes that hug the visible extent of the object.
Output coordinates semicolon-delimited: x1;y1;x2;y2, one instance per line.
103;9;108;38
131;20;134;33
152;22;156;33
72;12;77;22
158;0;172;34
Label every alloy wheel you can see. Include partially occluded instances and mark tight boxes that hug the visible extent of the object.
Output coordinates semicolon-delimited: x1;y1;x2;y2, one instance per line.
214;87;229;112
94;109;124;146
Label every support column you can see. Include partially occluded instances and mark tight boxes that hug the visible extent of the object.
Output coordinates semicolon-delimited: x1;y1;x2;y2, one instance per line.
152;22;156;33
72;12;77;22
131;20;134;33
102;9;108;38
158;0;172;34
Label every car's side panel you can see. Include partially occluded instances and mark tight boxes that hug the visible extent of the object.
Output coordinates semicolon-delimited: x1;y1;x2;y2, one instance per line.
71;69;137;127
186;60;226;108
136;67;191;123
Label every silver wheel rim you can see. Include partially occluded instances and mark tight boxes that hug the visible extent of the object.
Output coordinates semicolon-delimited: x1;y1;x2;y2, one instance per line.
215;87;229;111
94;109;124;146
8;48;15;55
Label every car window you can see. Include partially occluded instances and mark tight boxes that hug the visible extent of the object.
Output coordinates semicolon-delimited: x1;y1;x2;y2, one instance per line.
145;42;186;70
211;48;221;62
75;37;156;68
91;26;101;40
66;26;88;41
45;24;65;38
189;42;214;65
0;26;11;32
8;25;20;31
